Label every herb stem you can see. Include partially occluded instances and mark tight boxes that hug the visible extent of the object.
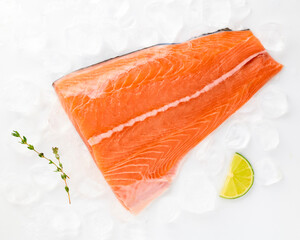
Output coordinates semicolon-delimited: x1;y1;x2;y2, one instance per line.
12;131;71;204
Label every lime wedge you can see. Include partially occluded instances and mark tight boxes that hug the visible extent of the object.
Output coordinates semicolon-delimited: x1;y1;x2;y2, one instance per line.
220;152;254;199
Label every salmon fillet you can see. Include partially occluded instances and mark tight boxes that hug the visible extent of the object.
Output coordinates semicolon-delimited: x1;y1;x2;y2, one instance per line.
53;29;282;213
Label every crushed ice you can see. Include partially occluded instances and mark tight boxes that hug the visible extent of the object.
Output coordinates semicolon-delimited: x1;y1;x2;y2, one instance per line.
2;0;288;237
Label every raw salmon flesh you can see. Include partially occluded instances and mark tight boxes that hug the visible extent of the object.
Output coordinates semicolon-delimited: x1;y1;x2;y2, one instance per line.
53;29;283;213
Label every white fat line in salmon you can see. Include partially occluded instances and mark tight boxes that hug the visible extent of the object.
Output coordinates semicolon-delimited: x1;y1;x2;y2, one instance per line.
88;50;267;146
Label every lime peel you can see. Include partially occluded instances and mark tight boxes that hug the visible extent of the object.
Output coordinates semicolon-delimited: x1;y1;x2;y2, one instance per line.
220;152;254;199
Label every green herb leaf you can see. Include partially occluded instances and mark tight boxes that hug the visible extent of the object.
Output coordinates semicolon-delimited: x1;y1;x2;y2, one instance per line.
27;145;34;150
52;147;58;155
12;131;20;137
12;130;71;204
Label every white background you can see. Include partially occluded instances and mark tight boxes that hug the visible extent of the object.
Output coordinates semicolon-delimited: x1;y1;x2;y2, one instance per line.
0;0;300;239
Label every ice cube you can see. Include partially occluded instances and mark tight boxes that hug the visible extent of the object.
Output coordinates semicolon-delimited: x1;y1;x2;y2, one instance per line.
203;0;231;28
179;173;216;214
2;76;40;114
48;99;72;134
253;122;279;151
18;30;47;55
151;196;181;224
189;135;214;160
225;121;250;149
32;204;81;238
254;23;284;52
109;0;130;20
259;87;288;119
4;174;40;205
42;53;71;76
255;158;282;186
230;0;251;23
146;1;183;42
77;178;106;198
0;0;20;25
108;29;130;54
184;0;203;27
30;163;60;191
135;27;160;49
51;209;81;237
84;211;114;240
200;148;225;176
111;199;135;222
117;223;147;240
236;96;257;114
65;24;103;56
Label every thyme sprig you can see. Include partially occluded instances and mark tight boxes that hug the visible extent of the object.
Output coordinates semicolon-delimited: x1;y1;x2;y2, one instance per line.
11;130;71;204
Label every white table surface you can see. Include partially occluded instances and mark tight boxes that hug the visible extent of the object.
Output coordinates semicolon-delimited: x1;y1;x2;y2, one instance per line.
1;0;300;239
